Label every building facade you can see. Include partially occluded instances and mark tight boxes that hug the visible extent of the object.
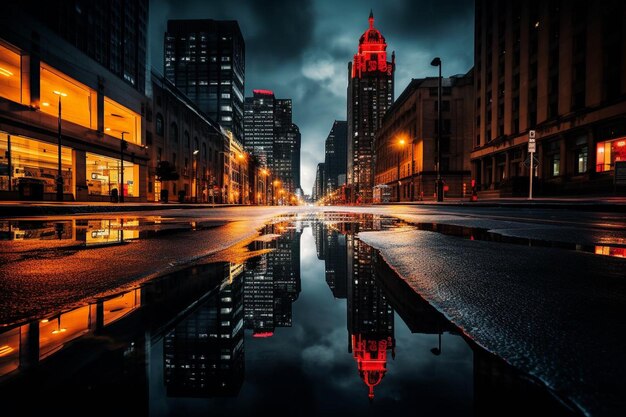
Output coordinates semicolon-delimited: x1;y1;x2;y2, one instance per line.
244;90;300;195
347;11;395;203
165;20;245;142
374;73;474;201
148;71;226;203
0;5;149;202
313;162;325;202
16;0;148;94
472;0;626;196
324;120;348;196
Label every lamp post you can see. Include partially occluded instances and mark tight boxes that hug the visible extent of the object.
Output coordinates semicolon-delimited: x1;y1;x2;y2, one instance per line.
397;138;406;202
53;90;67;201
431;57;444;202
193;149;199;203
261;168;269;205
119;131;129;203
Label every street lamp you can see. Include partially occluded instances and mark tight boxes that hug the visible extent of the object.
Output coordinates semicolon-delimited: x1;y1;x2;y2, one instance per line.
193;149;199;203
431;57;444;202
273;179;281;206
53;90;67;201
397;137;406;202
261;168;269;205
119;131;129;203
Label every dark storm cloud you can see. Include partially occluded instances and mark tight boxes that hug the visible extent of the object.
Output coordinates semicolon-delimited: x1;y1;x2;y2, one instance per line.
150;0;474;194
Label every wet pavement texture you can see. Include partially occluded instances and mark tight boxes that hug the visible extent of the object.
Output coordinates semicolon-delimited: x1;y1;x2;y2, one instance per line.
0;213;581;417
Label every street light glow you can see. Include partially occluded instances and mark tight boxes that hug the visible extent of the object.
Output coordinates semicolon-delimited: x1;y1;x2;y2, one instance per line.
53;90;68;97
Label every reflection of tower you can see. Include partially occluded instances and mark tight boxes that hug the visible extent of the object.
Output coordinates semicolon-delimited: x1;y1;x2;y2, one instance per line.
315;222;348;299
164;263;245;397
244;223;301;335
346;217;395;400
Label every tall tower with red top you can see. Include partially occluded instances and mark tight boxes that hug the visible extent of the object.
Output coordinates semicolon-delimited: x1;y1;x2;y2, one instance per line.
347;10;395;203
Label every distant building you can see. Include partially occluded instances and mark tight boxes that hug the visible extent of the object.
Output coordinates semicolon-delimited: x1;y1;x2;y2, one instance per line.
165;19;245;142
313;162;325;202
15;0;148;93
324;121;348;196
374;72;474;201
472;0;626;196
347;11;395;203
244;90;300;194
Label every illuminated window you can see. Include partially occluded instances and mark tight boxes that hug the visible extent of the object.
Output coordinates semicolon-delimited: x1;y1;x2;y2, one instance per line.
86;152;138;197
40;63;96;129
104;97;141;144
0;43;22;103
596;138;625;172
0;132;72;193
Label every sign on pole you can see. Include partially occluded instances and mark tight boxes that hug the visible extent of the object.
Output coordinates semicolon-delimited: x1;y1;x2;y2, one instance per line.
528;130;536;200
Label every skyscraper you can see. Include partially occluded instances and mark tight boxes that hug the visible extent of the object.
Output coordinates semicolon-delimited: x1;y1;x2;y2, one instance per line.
165;20;245;141
347;11;395;203
324;120;348;195
244;91;300;194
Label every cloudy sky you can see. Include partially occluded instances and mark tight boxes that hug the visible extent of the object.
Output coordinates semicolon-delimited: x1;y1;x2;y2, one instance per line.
150;0;474;194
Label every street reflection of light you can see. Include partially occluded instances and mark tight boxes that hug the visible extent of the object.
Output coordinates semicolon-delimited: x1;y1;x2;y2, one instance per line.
0;345;14;356
253;332;274;338
51;317;67;334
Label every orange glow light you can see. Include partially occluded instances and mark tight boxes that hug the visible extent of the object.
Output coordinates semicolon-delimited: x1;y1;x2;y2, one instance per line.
617;141;625;147
0;345;14;356
0;67;13;77
53;90;67;97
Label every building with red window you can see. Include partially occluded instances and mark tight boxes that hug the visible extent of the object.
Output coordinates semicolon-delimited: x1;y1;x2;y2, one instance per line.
472;0;626;196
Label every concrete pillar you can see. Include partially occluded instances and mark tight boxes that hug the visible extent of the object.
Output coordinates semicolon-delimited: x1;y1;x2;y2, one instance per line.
559;135;567;176
73;149;87;201
491;156;497;189
504;151;510;179
480;158;486;188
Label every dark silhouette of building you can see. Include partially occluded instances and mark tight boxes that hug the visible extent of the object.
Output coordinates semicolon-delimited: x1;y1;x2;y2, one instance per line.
347;11;395;203
14;0;148;93
324;120;348;196
472;0;626;196
374;73;474;201
165;19;245;141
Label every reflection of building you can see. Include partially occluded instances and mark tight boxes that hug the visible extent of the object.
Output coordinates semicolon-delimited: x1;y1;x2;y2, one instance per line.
0;5;149;201
313;220;348;299
244;224;301;335
374;73;474;200
164;263;245;397
165;20;245;142
345;217;395;400
472;1;626;196
347;11;395;203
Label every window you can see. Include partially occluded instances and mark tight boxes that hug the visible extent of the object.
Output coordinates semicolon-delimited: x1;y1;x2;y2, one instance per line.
104;97;141;144
170;122;178;143
184;131;190;148
0;43;22;103
551;154;560;176
575;146;588;174
156;113;164;136
86;152;138;197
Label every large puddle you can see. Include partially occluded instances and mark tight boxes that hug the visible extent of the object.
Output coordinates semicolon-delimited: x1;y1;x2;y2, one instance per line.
0;212;581;416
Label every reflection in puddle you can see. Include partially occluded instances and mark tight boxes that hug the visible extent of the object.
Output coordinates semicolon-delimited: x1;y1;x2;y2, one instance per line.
0;212;580;417
0;216;218;248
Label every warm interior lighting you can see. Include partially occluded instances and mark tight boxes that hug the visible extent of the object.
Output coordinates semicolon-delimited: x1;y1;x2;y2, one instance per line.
0;67;13;77
0;345;14;357
104;97;140;144
51;328;67;334
193;149;199;155
618;141;625;147
41;319;49;323
41;64;96;129
42;102;50;107
53;90;67;97
105;127;111;131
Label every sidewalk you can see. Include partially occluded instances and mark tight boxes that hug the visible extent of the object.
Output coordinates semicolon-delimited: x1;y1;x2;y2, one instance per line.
0;201;240;217
375;195;626;212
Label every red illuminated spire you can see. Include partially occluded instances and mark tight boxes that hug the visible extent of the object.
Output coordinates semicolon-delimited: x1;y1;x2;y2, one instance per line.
351;10;392;79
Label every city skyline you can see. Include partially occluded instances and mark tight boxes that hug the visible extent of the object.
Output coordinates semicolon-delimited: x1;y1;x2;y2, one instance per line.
150;0;474;192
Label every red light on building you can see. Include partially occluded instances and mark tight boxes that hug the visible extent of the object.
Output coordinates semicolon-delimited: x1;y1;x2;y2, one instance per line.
252;331;274;338
253;89;274;96
351;333;394;400
351;10;394;79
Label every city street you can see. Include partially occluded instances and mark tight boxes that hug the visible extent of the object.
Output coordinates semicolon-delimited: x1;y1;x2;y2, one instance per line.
1;204;625;416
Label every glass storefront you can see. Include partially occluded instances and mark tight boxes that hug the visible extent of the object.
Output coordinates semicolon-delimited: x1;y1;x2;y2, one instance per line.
86;152;138;197
0;43;22;104
0;132;72;193
596;137;626;172
104;97;141;145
